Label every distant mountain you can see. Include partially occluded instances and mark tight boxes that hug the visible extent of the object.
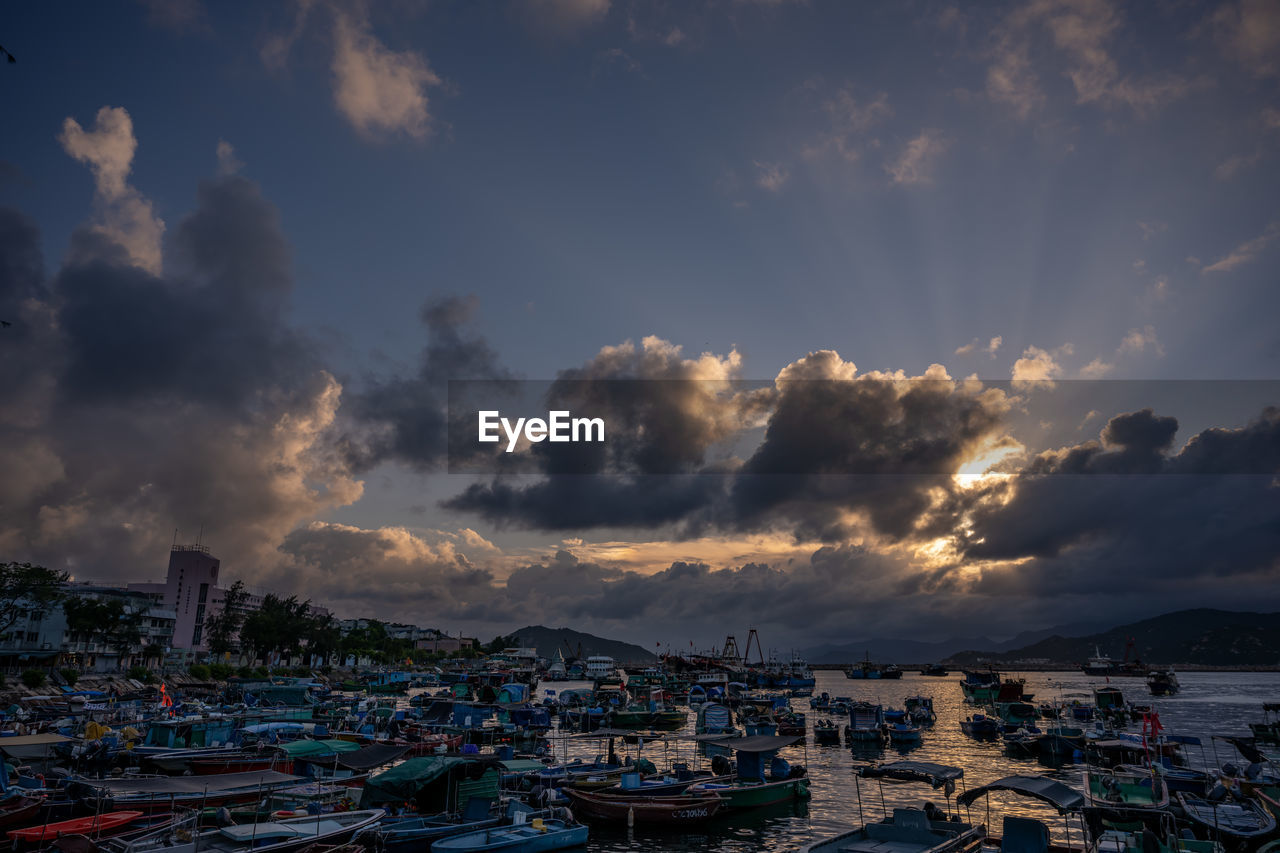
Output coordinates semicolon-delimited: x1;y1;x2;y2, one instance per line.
800;619;1111;664
508;625;658;664
945;609;1280;668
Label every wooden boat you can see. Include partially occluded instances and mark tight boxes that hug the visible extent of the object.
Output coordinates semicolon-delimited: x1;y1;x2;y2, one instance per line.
431;818;588;852
561;789;723;824
8;812;145;845
0;796;43;831
1175;792;1276;841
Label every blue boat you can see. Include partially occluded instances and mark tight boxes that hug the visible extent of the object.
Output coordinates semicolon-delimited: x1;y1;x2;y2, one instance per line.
361;799;499;851
431;817;588;852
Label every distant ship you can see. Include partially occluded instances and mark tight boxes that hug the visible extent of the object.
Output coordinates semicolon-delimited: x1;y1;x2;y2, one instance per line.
1079;639;1145;676
846;652;903;679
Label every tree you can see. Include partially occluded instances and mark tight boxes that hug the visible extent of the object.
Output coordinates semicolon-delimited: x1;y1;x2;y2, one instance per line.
304;613;341;665
204;580;247;658
62;597;143;666
239;594;312;664
0;562;67;638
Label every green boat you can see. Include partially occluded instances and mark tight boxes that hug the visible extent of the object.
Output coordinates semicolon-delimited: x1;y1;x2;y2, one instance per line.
607;706;687;731
687;734;809;810
1085;768;1169;814
689;775;810;809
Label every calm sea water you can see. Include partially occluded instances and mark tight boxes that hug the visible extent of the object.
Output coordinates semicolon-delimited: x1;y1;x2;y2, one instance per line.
534;670;1280;852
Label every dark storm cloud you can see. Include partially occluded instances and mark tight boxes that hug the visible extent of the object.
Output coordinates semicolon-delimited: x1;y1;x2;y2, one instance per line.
57;177;315;408
443;337;755;529
447;350;1013;541
727;362;1010;540
341;294;513;472
0;169;359;577
958;407;1280;591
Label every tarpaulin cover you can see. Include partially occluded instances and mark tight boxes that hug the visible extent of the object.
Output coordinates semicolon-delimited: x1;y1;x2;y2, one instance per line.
360;757;467;807
956;775;1085;813
859;761;965;785
78;770;301;795
277;739;362;758
332;743;411;771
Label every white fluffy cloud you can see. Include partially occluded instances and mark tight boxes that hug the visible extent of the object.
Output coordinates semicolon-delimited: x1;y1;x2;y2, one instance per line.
331;12;442;140
58;107;165;275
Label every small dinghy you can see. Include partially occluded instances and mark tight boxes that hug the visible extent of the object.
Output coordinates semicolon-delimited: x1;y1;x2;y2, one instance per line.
8;812;145;845
431;816;588;852
1176;791;1276;841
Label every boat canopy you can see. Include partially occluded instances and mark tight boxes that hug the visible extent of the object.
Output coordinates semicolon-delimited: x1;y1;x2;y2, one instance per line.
705;735;800;753
859;761;964;787
956;775;1084;813
1218;736;1265;764
331;743;411;771
277;739;363;758
360;756;471;807
77;769;301;795
0;733;71;747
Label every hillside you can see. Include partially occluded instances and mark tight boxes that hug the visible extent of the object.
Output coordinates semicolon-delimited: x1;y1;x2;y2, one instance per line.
945;609;1280;667
507;625;658;664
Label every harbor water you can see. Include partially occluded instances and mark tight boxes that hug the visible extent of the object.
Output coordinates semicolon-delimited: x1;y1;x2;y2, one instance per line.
534;669;1280;852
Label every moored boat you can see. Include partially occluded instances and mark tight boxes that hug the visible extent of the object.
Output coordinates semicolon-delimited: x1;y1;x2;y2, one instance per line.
431;817;588;852
1176;791;1276;842
561;789;723;825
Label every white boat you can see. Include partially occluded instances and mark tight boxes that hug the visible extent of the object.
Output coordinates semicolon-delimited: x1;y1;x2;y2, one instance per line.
95;808;385;853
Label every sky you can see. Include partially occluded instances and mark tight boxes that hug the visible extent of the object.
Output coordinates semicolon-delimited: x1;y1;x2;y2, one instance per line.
1;0;1278;653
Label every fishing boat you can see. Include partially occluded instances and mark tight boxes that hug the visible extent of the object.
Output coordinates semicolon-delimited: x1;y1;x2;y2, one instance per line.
561;789;724;825
847;653;903;680
904;696;936;725
1084;768;1170;818
888;722;922;745
1114;760;1209;796
1250;704;1280;744
1003;728;1044;759
846;702;886;744
687;735;810;810
431;817;588;852
1175;792;1276;842
803;762;982;853
920;664;949;677
960;714;1000;740
1145;670;1179;696
813;719;842;746
1039;725;1085;761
